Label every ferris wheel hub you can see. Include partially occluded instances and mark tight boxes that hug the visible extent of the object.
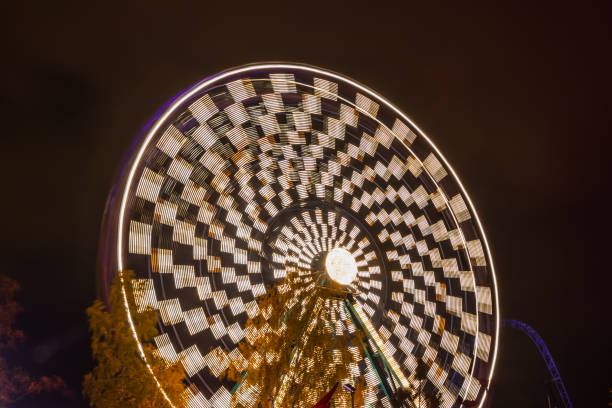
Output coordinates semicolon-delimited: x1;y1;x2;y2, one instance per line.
325;248;358;285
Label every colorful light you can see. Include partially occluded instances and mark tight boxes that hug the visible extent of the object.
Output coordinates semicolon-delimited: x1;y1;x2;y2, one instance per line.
105;63;500;408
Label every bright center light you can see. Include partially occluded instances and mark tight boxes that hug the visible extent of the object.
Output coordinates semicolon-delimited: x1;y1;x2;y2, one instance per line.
325;248;358;285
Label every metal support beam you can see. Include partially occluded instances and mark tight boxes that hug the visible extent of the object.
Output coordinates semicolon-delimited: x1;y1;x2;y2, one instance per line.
343;299;396;402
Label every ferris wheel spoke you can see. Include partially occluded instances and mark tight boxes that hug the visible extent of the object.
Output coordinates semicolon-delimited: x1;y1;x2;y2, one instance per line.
104;64;500;408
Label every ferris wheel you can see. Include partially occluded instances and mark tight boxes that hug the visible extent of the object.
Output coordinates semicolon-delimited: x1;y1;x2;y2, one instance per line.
98;63;499;408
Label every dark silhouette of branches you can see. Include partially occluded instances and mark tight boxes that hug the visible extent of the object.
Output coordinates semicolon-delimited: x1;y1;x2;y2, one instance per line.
0;274;68;407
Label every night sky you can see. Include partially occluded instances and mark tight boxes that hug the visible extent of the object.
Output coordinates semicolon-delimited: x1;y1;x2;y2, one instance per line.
3;2;610;407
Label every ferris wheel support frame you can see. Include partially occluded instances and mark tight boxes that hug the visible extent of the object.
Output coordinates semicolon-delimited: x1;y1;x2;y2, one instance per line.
344;299;395;404
344;298;418;408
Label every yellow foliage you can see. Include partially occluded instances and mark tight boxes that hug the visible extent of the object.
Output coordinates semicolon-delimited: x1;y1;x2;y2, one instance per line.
83;270;186;408
218;269;372;408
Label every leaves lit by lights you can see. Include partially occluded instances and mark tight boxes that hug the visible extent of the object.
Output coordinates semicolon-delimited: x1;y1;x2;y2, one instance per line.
209;267;374;408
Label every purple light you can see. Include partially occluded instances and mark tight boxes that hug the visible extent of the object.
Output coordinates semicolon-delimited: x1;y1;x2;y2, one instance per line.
502;319;573;408
343;384;355;393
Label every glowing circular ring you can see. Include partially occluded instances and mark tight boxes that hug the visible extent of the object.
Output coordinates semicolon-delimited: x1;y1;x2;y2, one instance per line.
98;63;500;408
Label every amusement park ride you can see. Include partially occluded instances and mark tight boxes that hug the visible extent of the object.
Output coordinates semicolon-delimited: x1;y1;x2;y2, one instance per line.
501;320;573;408
98;63;571;407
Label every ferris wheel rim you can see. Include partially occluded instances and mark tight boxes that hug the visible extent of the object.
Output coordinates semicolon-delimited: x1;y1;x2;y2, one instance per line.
111;62;500;408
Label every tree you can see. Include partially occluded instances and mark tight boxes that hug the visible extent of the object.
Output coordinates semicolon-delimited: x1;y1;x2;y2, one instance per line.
0;274;67;407
351;375;367;407
390;386;416;408
83;270;186;408
422;390;442;408
390;358;440;408
215;268;372;407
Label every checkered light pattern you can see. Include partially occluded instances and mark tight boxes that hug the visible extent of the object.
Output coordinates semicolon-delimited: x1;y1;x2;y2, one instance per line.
120;66;498;408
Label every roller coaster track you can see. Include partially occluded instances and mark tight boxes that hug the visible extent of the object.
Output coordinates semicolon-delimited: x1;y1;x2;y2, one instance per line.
502;319;573;408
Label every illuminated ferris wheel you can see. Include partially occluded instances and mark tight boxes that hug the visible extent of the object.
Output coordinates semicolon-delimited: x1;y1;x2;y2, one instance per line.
99;63;499;408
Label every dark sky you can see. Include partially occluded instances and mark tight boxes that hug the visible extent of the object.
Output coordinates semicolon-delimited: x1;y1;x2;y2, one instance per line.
3;1;610;407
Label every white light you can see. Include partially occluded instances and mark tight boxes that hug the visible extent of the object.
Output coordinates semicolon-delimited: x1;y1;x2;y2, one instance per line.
116;63;500;408
325;248;358;285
